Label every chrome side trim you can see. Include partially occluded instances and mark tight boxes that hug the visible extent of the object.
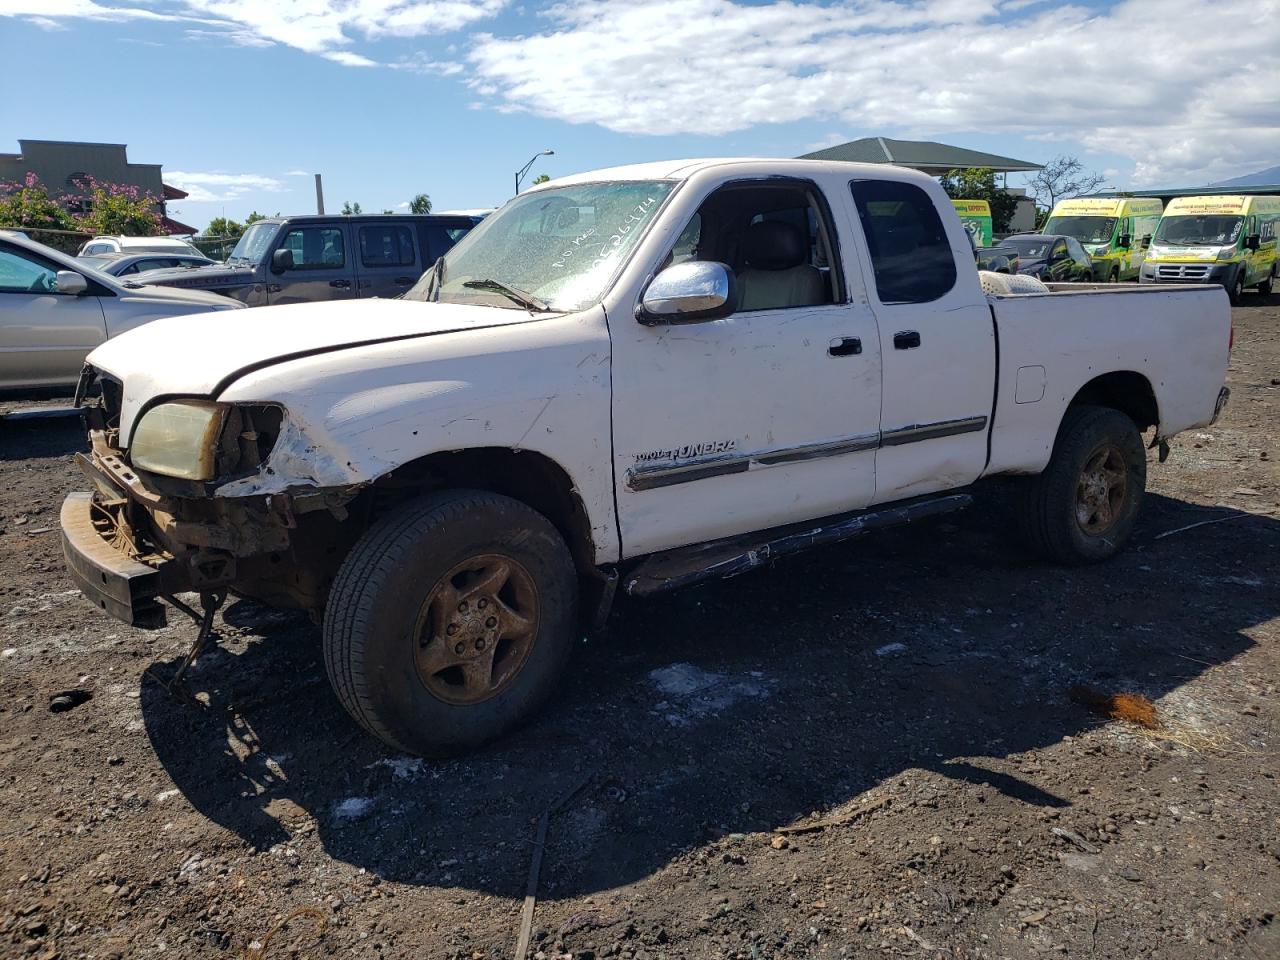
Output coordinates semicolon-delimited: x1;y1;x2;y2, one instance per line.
879;416;988;447
626;416;988;491
627;433;879;491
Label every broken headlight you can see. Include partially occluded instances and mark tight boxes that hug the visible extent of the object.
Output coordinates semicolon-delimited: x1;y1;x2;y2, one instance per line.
129;401;283;482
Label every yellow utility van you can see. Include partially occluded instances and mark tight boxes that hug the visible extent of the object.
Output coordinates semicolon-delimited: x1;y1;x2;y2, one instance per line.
1141;195;1280;303
1044;197;1164;281
951;199;993;246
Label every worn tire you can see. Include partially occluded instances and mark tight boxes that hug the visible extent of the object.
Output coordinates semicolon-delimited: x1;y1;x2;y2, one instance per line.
1017;405;1146;565
322;490;578;756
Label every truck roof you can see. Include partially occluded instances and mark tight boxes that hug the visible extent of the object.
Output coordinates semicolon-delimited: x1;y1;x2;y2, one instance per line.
543;157;939;187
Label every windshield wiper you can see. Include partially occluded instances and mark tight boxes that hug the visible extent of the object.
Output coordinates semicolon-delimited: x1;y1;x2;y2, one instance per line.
461;278;550;312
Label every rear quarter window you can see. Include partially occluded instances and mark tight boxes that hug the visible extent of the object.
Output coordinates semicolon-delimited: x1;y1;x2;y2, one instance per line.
850;180;956;304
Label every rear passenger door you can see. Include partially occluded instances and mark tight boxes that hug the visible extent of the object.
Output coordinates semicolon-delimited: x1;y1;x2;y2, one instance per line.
847;178;995;504
267;222;356;305
354;221;421;298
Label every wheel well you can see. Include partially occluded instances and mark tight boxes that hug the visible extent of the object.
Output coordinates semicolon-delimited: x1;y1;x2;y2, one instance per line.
369;447;600;575
1068;371;1158;432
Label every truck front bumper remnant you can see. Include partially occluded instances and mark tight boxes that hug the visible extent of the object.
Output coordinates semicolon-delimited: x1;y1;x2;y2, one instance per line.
60;492;171;628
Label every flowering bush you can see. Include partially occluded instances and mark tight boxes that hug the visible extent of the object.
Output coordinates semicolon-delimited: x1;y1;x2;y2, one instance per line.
67;174;163;236
0;172;76;232
0;173;163;238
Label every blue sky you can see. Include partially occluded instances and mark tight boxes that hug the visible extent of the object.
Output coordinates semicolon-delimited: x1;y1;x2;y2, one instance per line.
1;0;1274;232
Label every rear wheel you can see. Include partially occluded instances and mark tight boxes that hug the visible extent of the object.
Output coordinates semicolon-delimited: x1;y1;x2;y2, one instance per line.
1107;266;1120;283
1258;267;1274;296
323;490;578;756
1017;405;1146;564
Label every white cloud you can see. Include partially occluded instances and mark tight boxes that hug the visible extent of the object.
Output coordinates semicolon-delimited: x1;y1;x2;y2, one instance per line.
285;169;311;177
0;0;508;62
165;171;287;203
467;0;1280;185
323;49;379;66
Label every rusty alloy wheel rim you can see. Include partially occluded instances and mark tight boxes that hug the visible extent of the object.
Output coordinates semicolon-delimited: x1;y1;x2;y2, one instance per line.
413;554;540;705
1075;444;1128;535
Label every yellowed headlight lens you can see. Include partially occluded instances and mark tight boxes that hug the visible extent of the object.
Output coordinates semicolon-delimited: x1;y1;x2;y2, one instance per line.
129;401;227;481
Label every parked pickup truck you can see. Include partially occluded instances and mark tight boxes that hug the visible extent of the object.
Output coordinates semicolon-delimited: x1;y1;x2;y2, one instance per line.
136;213;483;307
61;159;1231;757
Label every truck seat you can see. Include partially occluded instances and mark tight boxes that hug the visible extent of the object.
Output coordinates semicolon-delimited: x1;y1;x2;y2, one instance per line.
736;221;825;311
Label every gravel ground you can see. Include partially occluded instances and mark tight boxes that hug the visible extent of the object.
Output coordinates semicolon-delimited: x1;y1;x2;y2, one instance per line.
1;296;1277;960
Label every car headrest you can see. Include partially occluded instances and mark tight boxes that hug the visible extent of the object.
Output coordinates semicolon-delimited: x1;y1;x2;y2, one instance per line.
741;220;807;271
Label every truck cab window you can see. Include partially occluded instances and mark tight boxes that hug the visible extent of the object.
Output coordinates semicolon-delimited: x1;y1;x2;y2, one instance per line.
282;227;345;270
666;182;840;312
851;180;956;304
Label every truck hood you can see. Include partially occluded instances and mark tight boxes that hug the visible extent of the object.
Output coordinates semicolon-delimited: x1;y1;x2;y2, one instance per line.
88;297;546;407
117;281;244;309
132;262;256;290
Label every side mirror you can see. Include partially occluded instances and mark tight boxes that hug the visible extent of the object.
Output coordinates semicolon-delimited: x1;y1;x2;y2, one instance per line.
270;248;295;273
1117;234;1132;249
1245;235;1261;251
1140;234;1152;249
637;261;736;325
55;270;88;295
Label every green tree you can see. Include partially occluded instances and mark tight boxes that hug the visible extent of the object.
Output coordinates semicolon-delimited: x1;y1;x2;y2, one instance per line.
532;174;551;186
205;216;245;238
341;200;362;215
0;173;76;233
409;193;432;214
382;208;395;215
939;167;1019;234
244;211;268;225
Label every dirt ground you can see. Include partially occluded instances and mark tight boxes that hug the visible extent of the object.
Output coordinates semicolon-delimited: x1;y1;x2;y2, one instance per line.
1;297;1277;960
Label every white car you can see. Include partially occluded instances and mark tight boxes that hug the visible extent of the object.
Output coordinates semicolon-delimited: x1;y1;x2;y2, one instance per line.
0;233;244;392
77;235;203;257
62;158;1231;756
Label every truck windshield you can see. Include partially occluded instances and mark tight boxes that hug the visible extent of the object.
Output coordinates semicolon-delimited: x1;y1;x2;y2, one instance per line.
405;181;676;311
1153;215;1243;246
227;222;276;264
1043;216;1116;245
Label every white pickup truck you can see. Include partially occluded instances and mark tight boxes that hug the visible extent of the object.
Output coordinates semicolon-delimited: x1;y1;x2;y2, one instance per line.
61;159;1231;756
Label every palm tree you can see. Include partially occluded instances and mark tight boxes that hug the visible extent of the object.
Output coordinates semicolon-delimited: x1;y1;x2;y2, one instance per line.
409;193;432;215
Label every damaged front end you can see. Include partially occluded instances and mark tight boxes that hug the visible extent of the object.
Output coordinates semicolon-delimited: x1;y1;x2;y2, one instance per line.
62;368;363;628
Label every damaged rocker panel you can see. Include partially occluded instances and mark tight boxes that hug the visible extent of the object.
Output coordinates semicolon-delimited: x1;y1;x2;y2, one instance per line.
626;416;988;491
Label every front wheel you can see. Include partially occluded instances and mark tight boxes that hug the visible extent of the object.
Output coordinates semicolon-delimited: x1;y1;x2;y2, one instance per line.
1229;271;1246;305
323;490;578;756
1017;406;1146;564
1258;268;1274;296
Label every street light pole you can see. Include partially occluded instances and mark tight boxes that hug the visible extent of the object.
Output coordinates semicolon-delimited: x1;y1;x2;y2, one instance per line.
515;149;555;195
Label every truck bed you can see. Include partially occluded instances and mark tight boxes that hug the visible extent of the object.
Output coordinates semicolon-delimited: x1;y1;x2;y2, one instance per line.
984;284;1231;477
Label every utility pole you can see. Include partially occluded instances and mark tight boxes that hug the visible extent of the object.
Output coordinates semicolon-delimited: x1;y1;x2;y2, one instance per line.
315;174;325;215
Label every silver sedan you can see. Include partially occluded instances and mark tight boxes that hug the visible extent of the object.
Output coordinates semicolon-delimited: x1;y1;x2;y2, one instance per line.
1;234;244;393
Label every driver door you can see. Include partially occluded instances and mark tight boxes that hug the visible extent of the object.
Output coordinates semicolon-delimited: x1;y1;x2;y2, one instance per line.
610;176;883;558
268;223;357;305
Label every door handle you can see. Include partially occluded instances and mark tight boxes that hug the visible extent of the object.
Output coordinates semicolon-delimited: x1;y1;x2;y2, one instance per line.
828;336;862;357
329;279;352;289
394;276;414;285
893;330;921;350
